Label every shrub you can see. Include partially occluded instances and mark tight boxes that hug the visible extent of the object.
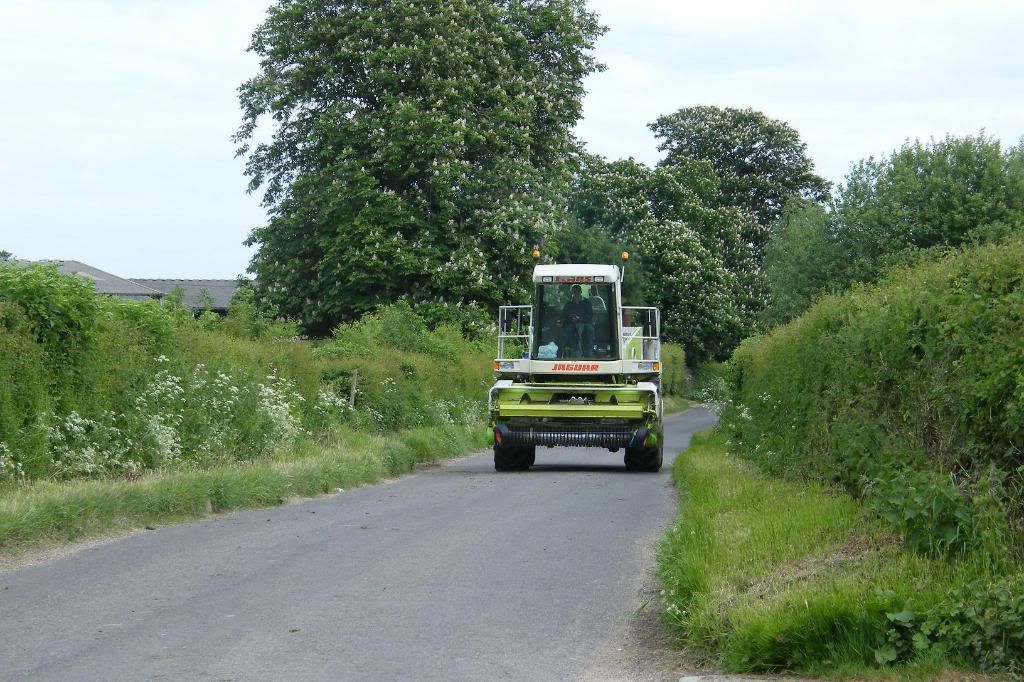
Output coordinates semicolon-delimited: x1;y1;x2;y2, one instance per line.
660;343;687;396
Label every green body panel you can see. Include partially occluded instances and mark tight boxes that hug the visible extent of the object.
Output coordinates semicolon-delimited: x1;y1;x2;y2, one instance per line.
622;333;643;361
490;382;659;424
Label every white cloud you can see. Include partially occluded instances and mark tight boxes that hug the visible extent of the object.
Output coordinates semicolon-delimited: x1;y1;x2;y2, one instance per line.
579;0;1024;183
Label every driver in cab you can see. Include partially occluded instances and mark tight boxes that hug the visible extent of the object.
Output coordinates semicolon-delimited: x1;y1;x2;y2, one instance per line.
561;284;594;357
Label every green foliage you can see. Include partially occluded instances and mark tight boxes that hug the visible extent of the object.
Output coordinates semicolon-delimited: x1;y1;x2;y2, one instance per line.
0;263;99;400
761;200;835;326
660;343;686;396
0;302;49;474
0;265;492;484
876;572;1024;673
634;219;743;363
925;573;1024;672
687;362;729;403
834;134;1023;282
724;237;1024;561
314;302;492;432
222;283;298;340
650;105;830;251
237;0;606;335
763;133;1024;324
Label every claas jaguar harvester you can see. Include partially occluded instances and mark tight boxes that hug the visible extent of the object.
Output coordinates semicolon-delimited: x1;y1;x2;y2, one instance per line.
489;253;663;472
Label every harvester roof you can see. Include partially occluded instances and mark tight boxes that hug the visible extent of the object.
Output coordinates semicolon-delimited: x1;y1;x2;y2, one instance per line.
532;264;620;283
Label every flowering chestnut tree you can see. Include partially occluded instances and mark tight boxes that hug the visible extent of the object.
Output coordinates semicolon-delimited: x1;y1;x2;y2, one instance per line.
236;0;604;335
568;154;757;362
650;105;830;261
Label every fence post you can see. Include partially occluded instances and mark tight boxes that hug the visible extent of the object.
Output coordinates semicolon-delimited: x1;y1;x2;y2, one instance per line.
348;368;359;408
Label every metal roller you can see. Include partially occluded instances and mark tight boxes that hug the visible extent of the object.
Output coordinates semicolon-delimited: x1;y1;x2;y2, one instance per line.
505;426;636;448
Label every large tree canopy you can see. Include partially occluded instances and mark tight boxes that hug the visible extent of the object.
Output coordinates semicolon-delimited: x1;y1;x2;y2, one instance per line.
236;0;604;335
650;105;830;257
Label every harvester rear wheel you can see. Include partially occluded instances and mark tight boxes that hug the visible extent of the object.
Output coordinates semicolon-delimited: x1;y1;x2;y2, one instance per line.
624;443;662;472
494;444;534;471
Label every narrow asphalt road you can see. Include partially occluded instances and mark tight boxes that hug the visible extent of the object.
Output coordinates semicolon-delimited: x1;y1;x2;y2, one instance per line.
0;406;718;682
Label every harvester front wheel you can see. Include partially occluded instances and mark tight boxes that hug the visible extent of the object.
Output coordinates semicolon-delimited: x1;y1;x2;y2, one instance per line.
494;444;535;471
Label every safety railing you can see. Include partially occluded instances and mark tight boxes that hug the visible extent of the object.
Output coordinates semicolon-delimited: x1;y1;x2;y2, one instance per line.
497;305;532;360
621;307;660;361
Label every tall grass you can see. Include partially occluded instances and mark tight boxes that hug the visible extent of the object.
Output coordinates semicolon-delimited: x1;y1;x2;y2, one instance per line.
659;431;1014;676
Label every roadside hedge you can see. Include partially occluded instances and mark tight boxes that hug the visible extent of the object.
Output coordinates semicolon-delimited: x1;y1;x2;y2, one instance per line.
724;236;1023;560
0;265;491;485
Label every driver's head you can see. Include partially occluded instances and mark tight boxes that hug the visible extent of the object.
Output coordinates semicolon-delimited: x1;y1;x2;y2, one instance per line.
570;284;582;301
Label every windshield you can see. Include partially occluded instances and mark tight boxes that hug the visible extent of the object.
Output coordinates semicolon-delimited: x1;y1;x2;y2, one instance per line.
533;283;617;360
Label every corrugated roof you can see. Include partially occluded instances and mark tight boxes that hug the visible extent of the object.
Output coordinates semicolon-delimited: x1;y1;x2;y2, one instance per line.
132;279;240;310
34;260;165;299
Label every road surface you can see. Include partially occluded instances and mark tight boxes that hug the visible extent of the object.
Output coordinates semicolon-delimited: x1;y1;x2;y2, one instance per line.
0;406;718;681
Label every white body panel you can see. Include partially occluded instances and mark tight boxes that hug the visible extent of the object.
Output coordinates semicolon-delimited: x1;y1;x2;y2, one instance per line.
494;359;660;375
532;263;620;283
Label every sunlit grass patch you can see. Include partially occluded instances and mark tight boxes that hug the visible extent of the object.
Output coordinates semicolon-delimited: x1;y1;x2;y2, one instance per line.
658;430;1009;677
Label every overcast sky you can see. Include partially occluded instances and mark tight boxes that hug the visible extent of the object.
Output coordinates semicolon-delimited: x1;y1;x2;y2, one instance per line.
1;0;1021;278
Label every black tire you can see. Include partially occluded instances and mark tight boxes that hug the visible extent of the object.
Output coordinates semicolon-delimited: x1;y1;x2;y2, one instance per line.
624;443;662;472
522;445;536;468
648;442;663;472
494;444;534;471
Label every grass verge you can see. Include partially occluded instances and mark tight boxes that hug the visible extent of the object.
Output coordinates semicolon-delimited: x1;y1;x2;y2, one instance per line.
0;423;488;555
658;429;1010;679
663;395;694;415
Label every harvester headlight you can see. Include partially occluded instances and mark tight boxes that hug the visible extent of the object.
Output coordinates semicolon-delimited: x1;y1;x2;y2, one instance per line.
542;276;553;282
593;276;604;282
637;361;654;372
496;360;518;371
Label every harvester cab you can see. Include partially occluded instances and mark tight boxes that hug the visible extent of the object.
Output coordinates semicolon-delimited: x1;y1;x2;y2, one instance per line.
489;259;663;472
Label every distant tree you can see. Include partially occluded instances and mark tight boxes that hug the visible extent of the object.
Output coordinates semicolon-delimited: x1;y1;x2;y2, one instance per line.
650;106;830;259
761;133;1024;327
0;251;12;262
831;133;1024;286
633;219;743;363
761;200;835;327
236;0;605;335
